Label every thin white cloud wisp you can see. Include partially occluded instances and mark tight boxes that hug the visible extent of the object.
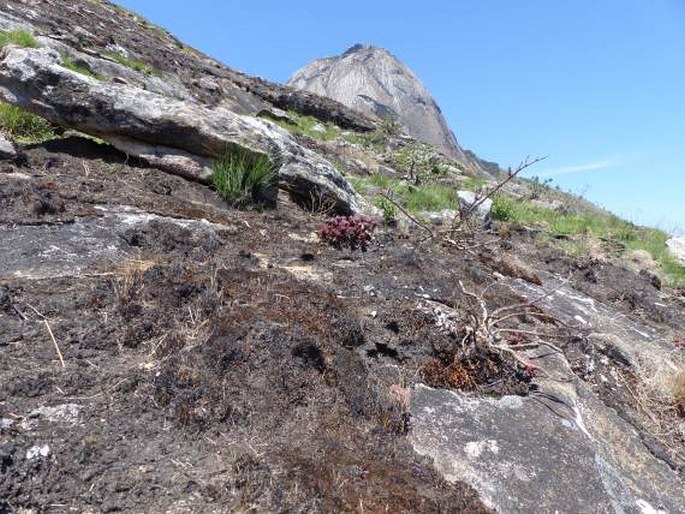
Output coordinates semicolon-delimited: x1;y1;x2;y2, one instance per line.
537;155;634;177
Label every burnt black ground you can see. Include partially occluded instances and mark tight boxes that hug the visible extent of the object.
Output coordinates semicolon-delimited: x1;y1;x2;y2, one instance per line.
1;138;498;513
1;137;684;512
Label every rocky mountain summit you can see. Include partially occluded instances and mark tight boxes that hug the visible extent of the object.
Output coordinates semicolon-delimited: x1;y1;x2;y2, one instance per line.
289;44;484;170
0;1;684;513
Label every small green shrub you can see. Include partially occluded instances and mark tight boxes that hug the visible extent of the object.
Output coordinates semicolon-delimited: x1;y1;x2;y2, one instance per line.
0;29;39;49
492;195;515;221
526;175;553;199
388;144;448;179
374;196;397;225
211;146;277;209
0;101;56;144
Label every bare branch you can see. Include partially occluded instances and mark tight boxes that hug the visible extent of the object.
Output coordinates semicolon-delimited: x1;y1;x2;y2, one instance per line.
452;155;548;232
489;272;572;320
379;190;434;237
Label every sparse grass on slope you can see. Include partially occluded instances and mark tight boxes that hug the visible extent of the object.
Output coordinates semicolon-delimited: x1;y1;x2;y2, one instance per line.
492;195;685;286
61;55;103;80
271;111;341;141
0;29;39;49
0;101;56;145
348;173;458;215
103;50;155;75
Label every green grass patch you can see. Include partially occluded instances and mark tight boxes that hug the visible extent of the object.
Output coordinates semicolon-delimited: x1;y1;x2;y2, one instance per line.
0;101;56;144
346;174;407;198
0;29;39;49
212;146;277;209
405;184;456;212
61;55;103;80
492;196;637;239
462;175;488;192
103;51;155;75
493;195;685;285
624;228;685;286
271;111;341;141
347;176;371;197
347;173;455;214
367;174;406;191
343;129;387;152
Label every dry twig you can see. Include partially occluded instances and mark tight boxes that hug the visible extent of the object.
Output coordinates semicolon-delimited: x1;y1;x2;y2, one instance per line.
23;303;66;368
378;190;434;237
450;155;548;233
44;319;65;368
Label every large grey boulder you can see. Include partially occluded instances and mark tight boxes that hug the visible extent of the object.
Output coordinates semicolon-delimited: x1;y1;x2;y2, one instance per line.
288;44;470;163
667;237;685;266
457;190;493;228
0;46;365;214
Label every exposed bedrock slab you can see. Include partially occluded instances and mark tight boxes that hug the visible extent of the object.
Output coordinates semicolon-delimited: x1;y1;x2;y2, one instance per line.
0;46;365;214
410;270;684;513
410;383;682;514
503;271;680;381
0;206;230;279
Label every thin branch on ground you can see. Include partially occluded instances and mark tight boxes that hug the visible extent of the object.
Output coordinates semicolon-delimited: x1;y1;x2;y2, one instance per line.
450;272;576;380
44;319;65;368
378;190;434;237
22;303;66;367
451;155;547;233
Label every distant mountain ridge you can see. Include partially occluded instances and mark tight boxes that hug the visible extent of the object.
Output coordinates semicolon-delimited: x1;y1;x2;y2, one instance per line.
288;44;475;166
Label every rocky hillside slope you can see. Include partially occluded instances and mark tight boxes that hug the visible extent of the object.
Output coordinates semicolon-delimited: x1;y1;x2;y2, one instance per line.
0;1;684;513
289;44;483;169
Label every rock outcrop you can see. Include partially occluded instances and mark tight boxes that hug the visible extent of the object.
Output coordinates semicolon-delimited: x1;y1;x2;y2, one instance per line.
457;190;493;228
0;0;375;131
412;270;685;513
0;45;364;214
289;44;471;164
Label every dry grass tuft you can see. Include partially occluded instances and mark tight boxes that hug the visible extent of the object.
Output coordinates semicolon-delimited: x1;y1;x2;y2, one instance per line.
671;369;685;415
111;259;157;297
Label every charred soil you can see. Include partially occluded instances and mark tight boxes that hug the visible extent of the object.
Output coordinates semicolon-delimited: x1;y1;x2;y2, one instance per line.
1;137;684;511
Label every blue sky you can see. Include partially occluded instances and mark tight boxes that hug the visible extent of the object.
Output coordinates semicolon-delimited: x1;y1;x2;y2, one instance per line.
117;0;685;234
